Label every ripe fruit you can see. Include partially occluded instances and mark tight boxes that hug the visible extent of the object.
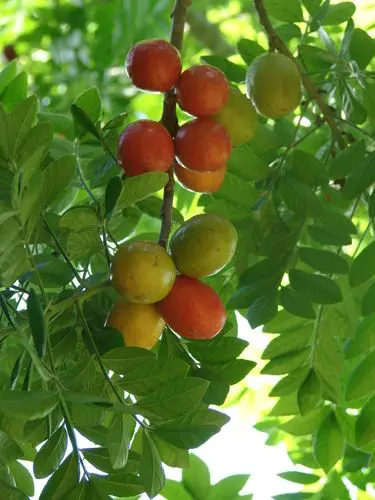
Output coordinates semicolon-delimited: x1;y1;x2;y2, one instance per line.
213;87;258;146
118;120;174;176
246;53;301;119
176;65;229;117
125;39;182;92
156;276;226;339
106;300;164;349
175;163;226;193
174;118;231;172
170;214;238;278
111;241;176;303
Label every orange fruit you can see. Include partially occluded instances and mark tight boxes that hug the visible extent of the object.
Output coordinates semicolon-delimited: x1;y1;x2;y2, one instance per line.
175;163;226;193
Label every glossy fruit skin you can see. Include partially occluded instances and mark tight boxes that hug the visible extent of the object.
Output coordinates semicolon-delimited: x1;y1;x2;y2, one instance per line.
170;214;238;278
175;163;226;193
125;39;182;92
246;53;301;119
111;241;176;303
106;300;164;349
118;120;174;177
156;276;226;339
174;118;231;172
213;87;258;146
176;64;229;117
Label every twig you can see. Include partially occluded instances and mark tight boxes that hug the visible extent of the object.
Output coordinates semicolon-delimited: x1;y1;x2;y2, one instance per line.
253;0;346;150
159;0;192;248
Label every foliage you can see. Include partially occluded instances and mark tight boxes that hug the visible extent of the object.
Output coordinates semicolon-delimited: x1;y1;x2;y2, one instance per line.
1;0;375;499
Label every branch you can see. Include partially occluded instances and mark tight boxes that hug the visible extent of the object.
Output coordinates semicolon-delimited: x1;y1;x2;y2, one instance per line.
253;0;346;150
159;0;192;248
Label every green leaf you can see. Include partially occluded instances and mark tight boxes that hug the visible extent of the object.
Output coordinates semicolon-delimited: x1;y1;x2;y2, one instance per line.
342;152;375;200
161;480;192;500
0;60;17;95
261;348;310;375
307;223;351;246
67;230;102;261
228;144;269;182
1;72;27;111
314;411;344;472
350;28;375;69
32;255;74;288
155;408;230;449
299;247;349;275
8;461;34;497
355;395;375;447
279;177;324;216
0;391;58;420
361;281;375;316
153;436;190;469
264;0;303;21
270;367;310;397
346;349;375;401
7;96;38;158
279;287;316;319
60;206;99;232
350;241;375;287
90;473;144;498
290;150;327;187
281;407;330;436
105;176;122;220
119;357;190;396
139;430;165;499
33;425;68;479
102;347;155;374
211;359;256;385
322;2;356;25
297;369;322;416
107;415;130;470
73;86;101;123
346;315;375;358
247;289;278;328
40;454;79;500
289;269;343;304
182;454;210;500
135;378;209;421
262;329;312;360
43;155;76;206
278;471;320;485
237;39;265;65
0;431;22;464
200;56;246;82
0;480;28;500
187;337;248;364
71;104;101;140
116;172;169;211
27;289;46;358
208;475;250;500
329;141;366;179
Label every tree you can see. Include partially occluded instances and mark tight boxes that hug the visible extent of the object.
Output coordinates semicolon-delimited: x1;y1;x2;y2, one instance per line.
0;0;375;498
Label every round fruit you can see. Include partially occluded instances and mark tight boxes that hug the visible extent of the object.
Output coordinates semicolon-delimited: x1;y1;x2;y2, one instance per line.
111;241;176;303
213;87;258;146
174;118;231;172
246;53;302;119
125;39;182;92
170;214;238;278
118;120;174;177
176;64;229;117
106;300;164;349
156;275;226;339
175;163;226;193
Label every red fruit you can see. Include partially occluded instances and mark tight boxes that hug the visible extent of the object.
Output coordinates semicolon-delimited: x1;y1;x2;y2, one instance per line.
174;118;231;172
175;162;226;193
118;120;174;176
156;275;226;340
125;39;182;92
176;65;229;117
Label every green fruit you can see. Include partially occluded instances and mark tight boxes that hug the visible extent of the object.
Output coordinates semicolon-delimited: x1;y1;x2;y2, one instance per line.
212;87;258;146
170;214;238;278
246;52;302;120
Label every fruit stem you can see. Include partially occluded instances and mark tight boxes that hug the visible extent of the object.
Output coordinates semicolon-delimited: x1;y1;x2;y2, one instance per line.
159;0;192;248
253;0;346;150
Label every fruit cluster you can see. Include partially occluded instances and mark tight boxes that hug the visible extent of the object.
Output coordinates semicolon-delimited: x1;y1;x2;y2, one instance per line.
106;214;238;349
117;38;259;193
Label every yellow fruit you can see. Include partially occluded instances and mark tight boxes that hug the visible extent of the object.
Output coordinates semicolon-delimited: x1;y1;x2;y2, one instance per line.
170;214;238;278
106;300;164;349
111;241;176;303
246;53;302;119
212;87;258;146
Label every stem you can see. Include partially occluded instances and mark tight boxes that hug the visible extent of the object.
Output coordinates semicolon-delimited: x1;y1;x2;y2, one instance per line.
158;0;192;248
253;0;346;150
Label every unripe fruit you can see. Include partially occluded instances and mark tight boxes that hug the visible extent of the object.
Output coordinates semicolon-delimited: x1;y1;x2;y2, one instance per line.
125;39;182;92
175;163;226;193
170;214;238;278
176;64;229;117
111;241;176;303
246;53;301;120
106;300;164;349
156;275;226;339
213;87;258;146
174;118;231;172
118;120;174;177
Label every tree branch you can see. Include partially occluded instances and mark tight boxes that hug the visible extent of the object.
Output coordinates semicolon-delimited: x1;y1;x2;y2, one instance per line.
159;0;192;248
253;0;346;150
